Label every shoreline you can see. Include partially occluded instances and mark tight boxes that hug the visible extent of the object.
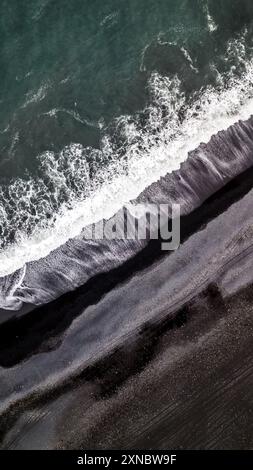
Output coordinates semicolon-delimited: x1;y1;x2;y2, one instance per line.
1;149;253;448
1;156;253;364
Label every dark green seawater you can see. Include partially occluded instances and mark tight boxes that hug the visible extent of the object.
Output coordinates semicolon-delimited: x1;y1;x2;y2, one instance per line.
1;0;253;262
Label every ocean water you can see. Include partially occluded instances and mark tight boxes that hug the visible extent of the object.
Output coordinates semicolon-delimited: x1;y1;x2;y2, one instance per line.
1;0;253;285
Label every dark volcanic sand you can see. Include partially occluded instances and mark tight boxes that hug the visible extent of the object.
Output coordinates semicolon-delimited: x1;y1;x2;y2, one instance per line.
1;280;253;449
60;284;253;450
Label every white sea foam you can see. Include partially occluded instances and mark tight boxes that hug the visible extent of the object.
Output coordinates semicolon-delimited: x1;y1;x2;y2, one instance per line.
22;82;50;108
205;4;218;33
1;40;253;277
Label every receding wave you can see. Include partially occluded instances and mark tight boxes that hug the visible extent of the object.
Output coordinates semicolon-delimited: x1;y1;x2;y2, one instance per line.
1;112;253;311
1;38;253;310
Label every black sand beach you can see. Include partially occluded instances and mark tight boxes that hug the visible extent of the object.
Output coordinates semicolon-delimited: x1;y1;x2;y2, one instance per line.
1;133;253;449
1;1;253;450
